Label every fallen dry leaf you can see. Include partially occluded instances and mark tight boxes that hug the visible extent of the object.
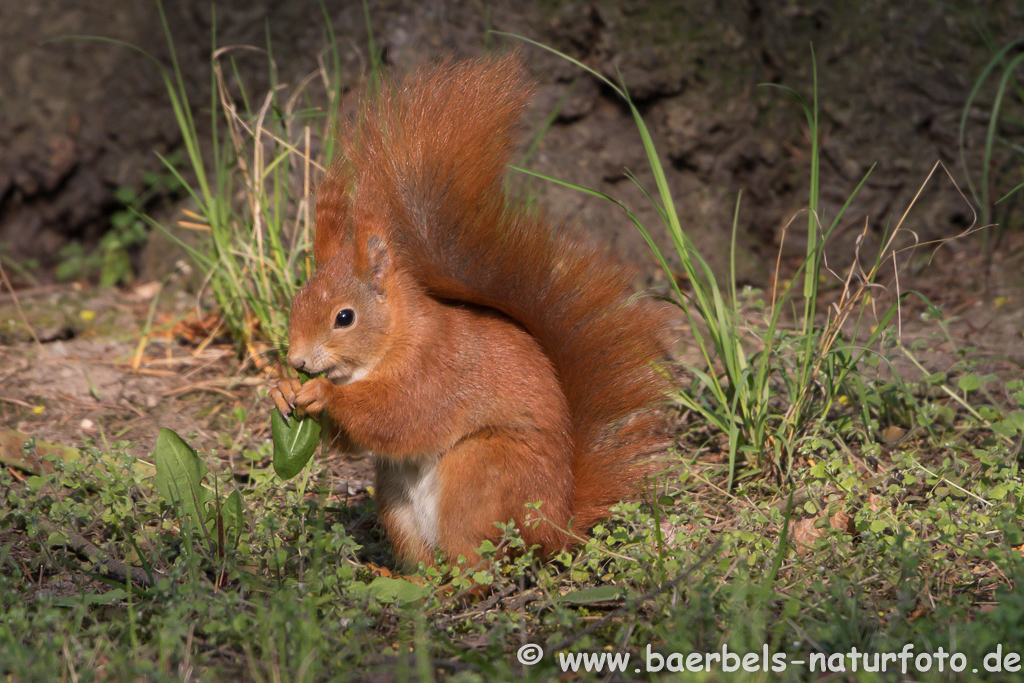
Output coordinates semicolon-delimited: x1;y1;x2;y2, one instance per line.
829;510;855;533
790;509;855;552
790;517;826;550
172;313;223;345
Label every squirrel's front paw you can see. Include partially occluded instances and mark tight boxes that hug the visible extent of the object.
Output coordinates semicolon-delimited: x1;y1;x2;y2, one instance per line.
294;377;335;418
270;378;303;417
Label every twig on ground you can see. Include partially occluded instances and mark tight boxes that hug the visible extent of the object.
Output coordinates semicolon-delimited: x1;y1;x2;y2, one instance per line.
37;517;167;588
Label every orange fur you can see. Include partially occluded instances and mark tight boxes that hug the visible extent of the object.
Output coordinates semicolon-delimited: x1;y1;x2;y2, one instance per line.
272;54;670;569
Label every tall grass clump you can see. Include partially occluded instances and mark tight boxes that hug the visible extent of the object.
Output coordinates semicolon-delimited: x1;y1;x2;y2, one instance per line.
143;2;393;363
150;3;334;358
510;37;966;487
121;3;370;361
959;38;1024;268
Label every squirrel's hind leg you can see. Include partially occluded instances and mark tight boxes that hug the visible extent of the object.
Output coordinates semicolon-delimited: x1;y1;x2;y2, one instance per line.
436;430;574;566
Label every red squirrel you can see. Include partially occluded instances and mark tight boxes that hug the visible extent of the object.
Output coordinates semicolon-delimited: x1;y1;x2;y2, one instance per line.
270;54;670;569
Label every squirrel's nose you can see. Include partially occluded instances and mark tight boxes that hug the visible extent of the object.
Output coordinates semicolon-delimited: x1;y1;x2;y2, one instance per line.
287;350;307;372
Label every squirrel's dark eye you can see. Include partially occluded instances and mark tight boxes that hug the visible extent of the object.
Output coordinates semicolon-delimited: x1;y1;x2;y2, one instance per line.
334;308;355;328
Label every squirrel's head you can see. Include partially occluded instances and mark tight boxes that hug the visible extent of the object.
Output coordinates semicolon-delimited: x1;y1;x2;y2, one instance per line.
286;235;395;385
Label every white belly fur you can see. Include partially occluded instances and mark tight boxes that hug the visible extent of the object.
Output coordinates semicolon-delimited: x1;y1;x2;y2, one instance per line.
376;456;441;549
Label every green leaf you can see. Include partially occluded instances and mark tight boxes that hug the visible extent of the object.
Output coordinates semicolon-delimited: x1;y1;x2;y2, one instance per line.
957;373;981;393
46;531;69;546
366;576;429;605
221;489;245;536
271;409;321;480
110;210;133;230
114;187;138;204
153;427;214;528
561;585;625;605
993;410;1024;438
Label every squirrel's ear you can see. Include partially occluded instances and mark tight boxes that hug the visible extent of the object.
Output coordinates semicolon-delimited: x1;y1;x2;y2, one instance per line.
366;234;390;296
313;163;354;266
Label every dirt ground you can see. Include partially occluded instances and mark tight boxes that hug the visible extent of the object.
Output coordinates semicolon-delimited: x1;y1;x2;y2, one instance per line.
2;226;1021;487
0;278;377;484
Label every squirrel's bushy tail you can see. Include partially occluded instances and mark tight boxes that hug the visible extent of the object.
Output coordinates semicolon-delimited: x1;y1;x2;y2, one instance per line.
320;54;670;534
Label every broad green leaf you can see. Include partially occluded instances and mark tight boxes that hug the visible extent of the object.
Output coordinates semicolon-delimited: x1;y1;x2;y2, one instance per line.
271;409;321;480
957;373;981;393
153;427;214;528
46;531;69;546
562;585;625;605
221;489;245;537
993;410;1024;438
366;576;429;605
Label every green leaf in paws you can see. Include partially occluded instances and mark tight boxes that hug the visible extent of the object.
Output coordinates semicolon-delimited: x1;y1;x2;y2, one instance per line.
271;408;321;480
